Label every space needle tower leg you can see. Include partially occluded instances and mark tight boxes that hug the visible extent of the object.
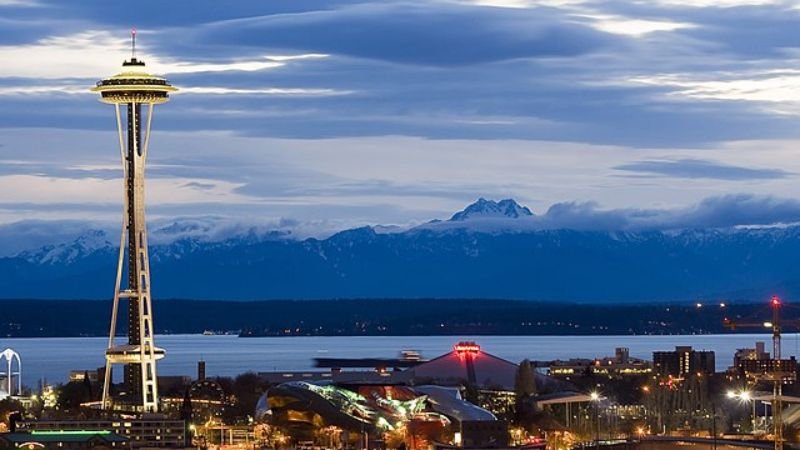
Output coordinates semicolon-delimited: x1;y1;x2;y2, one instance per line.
101;104;128;410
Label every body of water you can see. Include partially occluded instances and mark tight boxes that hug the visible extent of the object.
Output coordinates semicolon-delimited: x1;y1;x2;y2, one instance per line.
0;333;794;386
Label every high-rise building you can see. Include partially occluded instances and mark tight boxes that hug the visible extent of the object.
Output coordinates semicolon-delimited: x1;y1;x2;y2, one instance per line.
197;360;206;381
731;341;796;383
93;31;177;412
653;346;715;378
732;341;770;368
615;347;630;364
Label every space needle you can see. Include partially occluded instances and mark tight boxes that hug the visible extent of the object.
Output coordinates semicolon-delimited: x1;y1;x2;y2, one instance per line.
92;30;176;412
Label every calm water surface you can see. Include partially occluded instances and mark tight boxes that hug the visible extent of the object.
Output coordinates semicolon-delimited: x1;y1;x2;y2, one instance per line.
0;333;793;386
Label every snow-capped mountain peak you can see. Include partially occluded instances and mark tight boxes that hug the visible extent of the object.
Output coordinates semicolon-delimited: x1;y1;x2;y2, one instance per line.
19;229;113;264
449;198;533;221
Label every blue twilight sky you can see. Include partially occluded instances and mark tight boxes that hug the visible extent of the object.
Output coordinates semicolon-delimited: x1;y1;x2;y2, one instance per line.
4;0;800;237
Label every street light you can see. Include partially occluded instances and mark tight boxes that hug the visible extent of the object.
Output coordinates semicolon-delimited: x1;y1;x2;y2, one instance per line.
590;392;601;450
711;401;718;450
727;389;756;433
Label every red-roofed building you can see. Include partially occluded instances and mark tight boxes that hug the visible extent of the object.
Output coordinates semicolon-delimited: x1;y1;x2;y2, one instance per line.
410;342;518;390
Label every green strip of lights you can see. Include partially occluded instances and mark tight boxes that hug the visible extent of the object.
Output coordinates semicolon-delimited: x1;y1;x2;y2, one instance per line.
30;430;111;436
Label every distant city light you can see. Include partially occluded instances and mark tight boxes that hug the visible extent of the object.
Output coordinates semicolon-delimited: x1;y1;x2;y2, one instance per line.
719;302;726;308
696;303;703;308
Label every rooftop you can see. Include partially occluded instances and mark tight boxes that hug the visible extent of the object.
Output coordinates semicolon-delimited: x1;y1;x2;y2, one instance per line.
1;430;128;444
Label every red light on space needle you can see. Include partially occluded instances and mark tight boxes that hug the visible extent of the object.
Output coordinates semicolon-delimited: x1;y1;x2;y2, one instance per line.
772;296;781;307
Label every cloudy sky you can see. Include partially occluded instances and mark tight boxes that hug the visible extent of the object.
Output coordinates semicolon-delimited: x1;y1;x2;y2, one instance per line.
4;0;800;236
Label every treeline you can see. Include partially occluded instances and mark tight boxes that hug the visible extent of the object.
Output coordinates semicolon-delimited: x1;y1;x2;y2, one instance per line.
0;298;781;337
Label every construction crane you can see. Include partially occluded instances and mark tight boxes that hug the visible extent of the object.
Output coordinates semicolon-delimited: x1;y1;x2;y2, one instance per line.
724;296;800;450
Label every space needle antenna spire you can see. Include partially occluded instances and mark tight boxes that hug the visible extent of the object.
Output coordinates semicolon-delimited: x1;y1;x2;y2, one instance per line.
131;27;136;60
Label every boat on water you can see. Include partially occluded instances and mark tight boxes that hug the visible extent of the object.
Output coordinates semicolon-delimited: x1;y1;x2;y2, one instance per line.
314;349;427;369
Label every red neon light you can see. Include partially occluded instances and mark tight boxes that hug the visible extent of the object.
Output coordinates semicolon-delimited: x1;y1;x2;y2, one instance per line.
454;341;481;355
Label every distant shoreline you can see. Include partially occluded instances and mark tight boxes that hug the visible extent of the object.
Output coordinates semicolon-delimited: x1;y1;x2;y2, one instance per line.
0;331;776;341
0;298;779;338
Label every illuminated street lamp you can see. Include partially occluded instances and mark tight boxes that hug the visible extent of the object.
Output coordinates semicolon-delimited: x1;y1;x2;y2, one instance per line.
590;392;601;450
727;389;756;433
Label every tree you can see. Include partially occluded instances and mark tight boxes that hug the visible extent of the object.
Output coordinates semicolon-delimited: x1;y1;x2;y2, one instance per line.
82;371;93;400
463;383;480;405
515;360;537;398
57;381;92;411
233;372;265;421
0;398;24;431
514;360;537;423
181;388;193;447
181;388;193;423
643;374;712;433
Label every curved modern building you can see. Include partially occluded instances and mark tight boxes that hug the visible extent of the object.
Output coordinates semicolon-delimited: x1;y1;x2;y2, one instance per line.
256;380;497;448
255;342;581;449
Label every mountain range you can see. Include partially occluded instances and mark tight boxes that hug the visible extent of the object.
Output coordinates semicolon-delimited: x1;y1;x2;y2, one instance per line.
3;198;800;302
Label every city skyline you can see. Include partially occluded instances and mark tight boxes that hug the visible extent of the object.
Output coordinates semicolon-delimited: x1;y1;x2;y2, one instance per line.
3;1;800;236
3;3;800;447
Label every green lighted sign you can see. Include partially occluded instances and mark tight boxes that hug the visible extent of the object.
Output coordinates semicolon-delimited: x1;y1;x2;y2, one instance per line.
30;430;111;436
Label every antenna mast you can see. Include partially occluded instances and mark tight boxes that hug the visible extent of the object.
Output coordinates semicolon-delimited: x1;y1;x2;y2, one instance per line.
131;27;137;60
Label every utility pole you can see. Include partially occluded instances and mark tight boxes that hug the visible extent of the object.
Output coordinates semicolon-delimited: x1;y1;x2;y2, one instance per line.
771;297;784;450
711;402;717;450
595;402;600;450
